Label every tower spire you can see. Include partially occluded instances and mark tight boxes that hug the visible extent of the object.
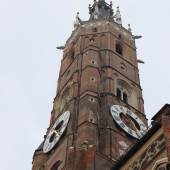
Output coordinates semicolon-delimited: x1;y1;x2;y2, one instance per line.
89;0;113;20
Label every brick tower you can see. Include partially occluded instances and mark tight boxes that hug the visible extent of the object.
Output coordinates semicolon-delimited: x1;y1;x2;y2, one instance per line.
32;0;148;169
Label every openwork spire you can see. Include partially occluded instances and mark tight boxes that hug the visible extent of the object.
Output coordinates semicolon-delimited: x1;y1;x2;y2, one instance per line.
89;0;114;20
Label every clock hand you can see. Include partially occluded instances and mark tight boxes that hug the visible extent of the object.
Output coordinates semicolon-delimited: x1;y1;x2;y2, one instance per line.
53;130;60;137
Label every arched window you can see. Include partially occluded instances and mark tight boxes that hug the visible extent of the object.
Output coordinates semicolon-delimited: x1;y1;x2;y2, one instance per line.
116;88;128;103
51;161;62;170
152;158;168;170
155;163;167;170
116;79;138;109
116;42;123;55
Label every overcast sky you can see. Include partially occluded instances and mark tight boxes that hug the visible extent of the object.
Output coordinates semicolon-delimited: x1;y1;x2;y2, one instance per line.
0;0;170;169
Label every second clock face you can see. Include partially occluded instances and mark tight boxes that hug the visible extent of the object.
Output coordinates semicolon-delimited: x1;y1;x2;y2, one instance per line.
111;105;147;139
43;111;70;153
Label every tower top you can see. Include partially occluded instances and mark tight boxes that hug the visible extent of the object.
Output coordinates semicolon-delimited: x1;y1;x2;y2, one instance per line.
73;0;132;34
89;0;114;20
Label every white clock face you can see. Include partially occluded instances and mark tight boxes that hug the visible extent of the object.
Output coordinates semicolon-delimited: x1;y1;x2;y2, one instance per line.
111;105;147;139
43;111;70;153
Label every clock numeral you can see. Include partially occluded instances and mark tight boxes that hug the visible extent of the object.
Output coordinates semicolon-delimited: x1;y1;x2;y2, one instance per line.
114;106;119;112
113;115;121;122
120;123;126;128
112;110;118;114
139;123;145;127
128;128;133;135
127;110;132;116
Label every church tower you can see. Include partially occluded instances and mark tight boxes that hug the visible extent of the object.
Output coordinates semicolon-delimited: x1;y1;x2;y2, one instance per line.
32;1;148;169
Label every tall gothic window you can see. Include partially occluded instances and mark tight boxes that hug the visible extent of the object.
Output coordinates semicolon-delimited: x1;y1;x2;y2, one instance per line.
116;42;123;55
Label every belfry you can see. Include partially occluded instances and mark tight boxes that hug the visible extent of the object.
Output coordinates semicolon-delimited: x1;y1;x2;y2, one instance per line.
32;1;170;170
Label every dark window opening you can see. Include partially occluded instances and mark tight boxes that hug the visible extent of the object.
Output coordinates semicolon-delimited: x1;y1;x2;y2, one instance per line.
117;88;128;103
90;38;95;43
90;77;95;81
90;97;95;102
39;166;45;170
118;34;122;39
117;88;121;99
51;161;62;170
116;43;123;55
123;92;128;103
156;163;168;170
91;60;96;64
92;27;98;32
71;51;75;59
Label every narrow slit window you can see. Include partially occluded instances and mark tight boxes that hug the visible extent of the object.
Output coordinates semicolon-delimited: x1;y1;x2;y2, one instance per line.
71;51;75;59
116;43;123;55
117;88;121;99
123;92;128;103
51;161;62;170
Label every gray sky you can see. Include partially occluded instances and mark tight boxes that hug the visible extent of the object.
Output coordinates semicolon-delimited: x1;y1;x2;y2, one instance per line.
0;0;170;169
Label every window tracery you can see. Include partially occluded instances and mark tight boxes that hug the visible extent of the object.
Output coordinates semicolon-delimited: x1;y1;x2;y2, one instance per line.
116;79;138;108
116;87;128;103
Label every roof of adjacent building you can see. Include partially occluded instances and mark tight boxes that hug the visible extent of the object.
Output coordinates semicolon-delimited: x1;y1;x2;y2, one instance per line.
111;121;161;170
112;104;170;170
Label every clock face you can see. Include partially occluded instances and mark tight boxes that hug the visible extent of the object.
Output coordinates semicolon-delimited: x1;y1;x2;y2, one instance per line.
43;111;70;153
111;105;147;139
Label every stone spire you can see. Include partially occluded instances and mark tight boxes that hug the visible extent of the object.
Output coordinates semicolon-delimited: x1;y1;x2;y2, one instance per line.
128;24;132;32
115;6;122;25
89;0;114;20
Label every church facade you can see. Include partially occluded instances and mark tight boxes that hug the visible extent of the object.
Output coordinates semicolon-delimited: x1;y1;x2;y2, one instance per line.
32;1;170;170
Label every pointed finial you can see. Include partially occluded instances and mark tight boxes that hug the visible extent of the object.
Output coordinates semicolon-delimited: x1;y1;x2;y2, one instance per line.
89;4;92;14
115;6;122;25
93;1;99;19
74;12;81;28
110;1;113;7
128;24;132;32
109;1;114;16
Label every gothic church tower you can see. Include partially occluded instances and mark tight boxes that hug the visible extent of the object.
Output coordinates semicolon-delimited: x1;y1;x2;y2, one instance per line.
32;1;148;169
